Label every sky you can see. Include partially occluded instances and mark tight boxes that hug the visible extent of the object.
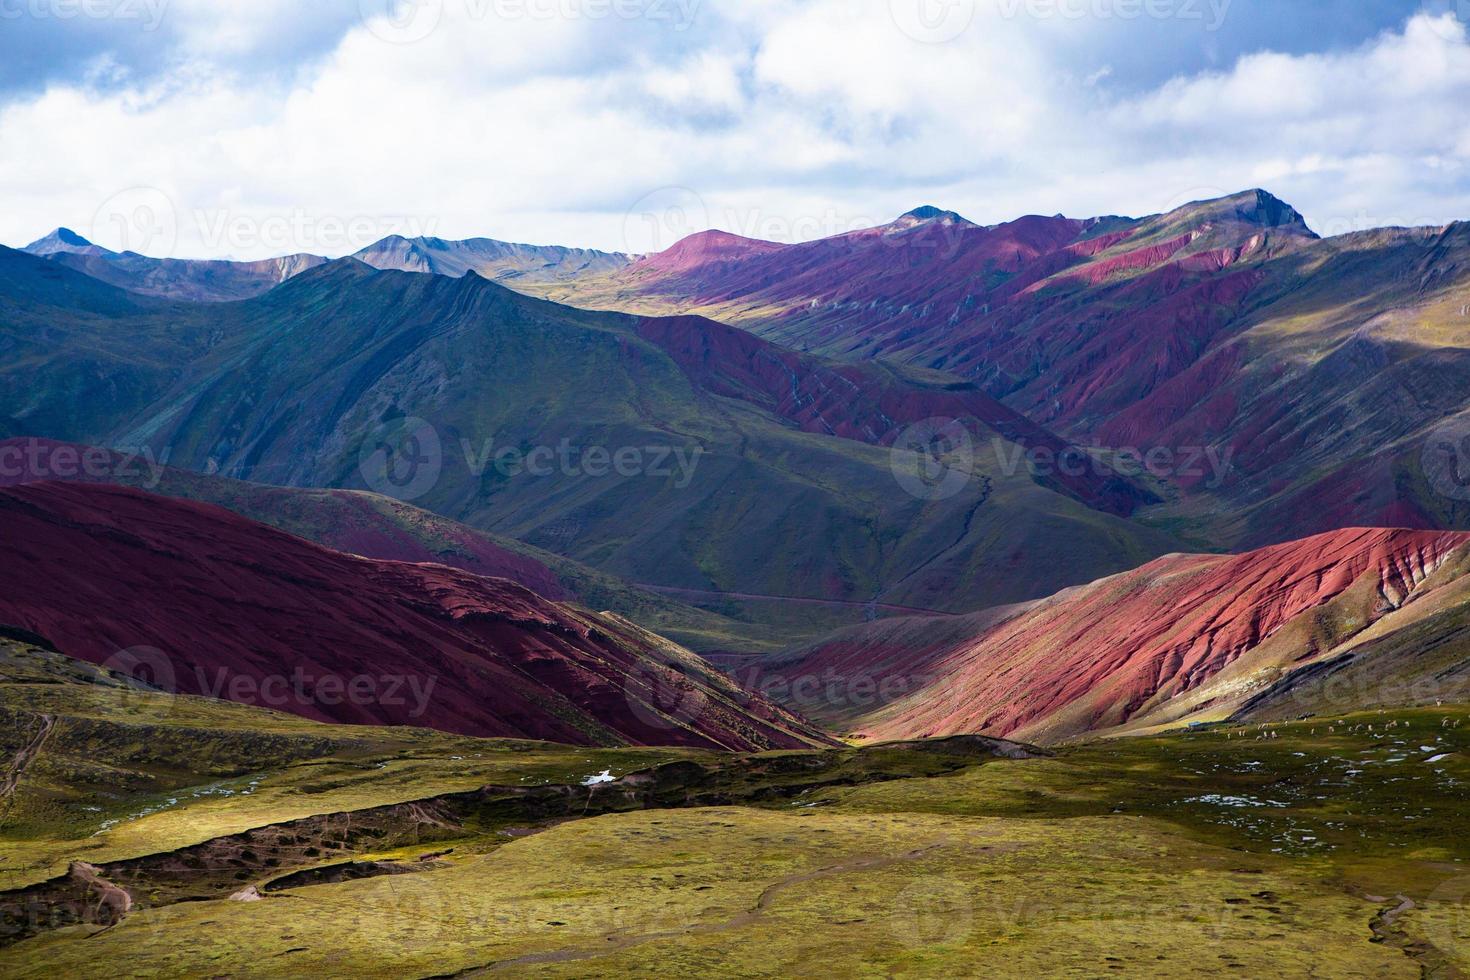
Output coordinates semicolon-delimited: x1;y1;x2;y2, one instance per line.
0;0;1467;258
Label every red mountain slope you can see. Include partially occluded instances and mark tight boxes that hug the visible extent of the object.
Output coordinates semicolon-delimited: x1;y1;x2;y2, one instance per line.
765;528;1470;743
636;229;784;276
0;481;831;750
0;438;798;655
549;193;1316;438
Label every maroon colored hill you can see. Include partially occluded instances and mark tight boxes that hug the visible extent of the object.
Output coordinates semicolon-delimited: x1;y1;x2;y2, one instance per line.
0;481;830;750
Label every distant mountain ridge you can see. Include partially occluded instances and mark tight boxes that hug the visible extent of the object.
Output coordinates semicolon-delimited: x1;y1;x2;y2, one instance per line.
23;227;329;302
0;245;1178;643
532;189;1470;549
24;226;109;256
352;234;630;283
19;227;631;301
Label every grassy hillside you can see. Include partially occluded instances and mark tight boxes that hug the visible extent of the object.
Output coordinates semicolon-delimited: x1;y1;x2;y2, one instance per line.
0;250;1178;640
1;638;1465;976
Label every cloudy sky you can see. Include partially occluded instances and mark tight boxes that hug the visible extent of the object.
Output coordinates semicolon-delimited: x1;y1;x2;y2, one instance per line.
1;0;1467;257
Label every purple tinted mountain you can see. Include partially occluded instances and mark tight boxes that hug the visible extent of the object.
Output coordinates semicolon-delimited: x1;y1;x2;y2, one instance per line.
537;190;1470;549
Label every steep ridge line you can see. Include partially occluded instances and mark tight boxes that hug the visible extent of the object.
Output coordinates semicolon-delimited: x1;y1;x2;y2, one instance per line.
632;313;1154;517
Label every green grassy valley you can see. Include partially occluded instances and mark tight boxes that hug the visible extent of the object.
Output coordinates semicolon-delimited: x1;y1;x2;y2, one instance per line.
1;636;1465;976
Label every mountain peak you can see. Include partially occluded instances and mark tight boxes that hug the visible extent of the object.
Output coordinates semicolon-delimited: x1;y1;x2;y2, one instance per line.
1229;188;1314;233
640;229;784;274
1165;189;1317;239
899;205;969;224
52;227;91;246
888;206;977;233
24;227;111;257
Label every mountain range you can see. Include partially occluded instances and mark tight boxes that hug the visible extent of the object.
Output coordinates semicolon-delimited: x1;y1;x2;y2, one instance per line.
6;189;1470;975
724;526;1470;743
23;227;630;302
537;190;1470;549
24;227;329;302
0;242;1175;648
7;186;1470;741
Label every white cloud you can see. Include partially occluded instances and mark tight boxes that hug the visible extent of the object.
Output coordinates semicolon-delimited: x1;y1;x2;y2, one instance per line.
0;3;1466;257
641;50;746;113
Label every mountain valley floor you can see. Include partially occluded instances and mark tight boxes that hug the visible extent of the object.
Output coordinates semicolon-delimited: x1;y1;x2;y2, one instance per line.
1;639;1465;977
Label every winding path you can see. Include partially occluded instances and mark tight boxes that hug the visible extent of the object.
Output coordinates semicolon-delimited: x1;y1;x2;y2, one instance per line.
0;714;55;812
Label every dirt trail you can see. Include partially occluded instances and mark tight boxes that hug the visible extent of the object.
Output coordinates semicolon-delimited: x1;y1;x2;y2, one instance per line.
2;741;1023;952
0;714;55;822
439;839;1020;976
